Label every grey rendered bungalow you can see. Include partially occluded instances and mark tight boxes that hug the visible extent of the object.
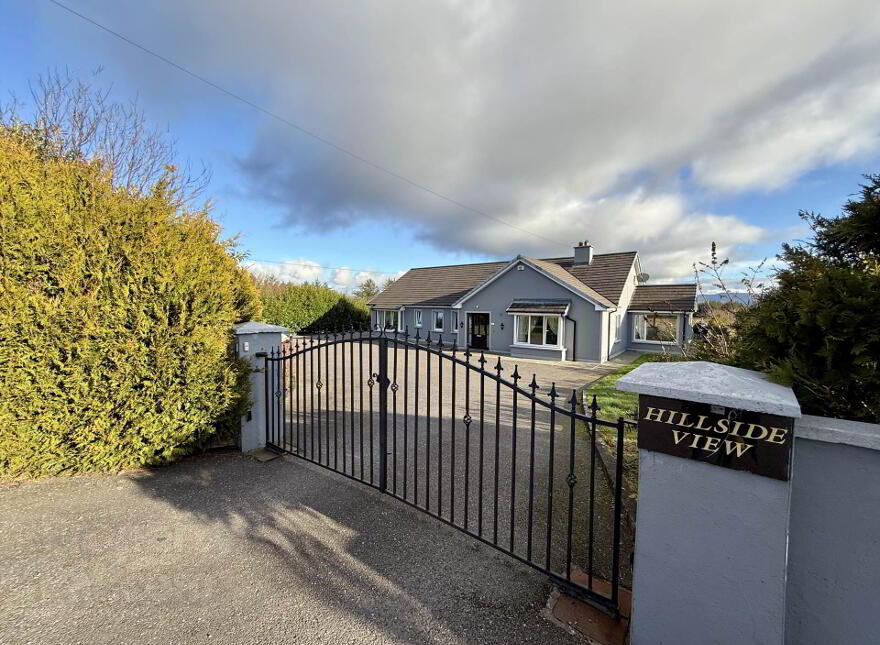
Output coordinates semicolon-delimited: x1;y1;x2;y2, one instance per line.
368;242;697;363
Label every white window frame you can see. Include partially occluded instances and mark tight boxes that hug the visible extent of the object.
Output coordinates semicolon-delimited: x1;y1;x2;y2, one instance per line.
415;310;423;328
432;309;445;332
631;312;679;344
613;313;621;343
376;308;403;332
451;310;459;333
512;314;563;349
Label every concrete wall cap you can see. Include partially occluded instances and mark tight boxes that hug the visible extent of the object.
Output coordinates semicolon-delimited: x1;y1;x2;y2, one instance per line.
233;321;290;335
796;414;880;451
616;361;801;417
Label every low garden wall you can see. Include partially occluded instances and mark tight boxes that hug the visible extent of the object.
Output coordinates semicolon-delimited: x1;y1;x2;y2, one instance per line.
785;415;880;644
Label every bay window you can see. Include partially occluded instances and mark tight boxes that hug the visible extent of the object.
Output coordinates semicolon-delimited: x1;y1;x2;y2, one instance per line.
377;309;401;331
513;314;561;348
632;313;678;343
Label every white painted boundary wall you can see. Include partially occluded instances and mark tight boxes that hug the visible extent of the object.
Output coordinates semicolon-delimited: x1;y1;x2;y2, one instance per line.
618;362;880;645
785;414;880;645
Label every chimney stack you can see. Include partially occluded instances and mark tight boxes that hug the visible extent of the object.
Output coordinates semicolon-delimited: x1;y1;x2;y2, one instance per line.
573;240;594;265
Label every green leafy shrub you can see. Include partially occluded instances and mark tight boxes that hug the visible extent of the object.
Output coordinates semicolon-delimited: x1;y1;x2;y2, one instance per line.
0;127;261;477
259;279;369;332
734;175;880;423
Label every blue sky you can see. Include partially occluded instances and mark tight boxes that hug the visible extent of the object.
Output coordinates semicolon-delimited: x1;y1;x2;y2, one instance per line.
4;1;879;291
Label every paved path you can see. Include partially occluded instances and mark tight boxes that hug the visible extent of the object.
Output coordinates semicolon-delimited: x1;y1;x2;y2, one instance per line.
0;454;584;645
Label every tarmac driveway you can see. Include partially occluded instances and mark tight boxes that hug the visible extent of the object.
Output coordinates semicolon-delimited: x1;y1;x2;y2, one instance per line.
273;341;637;602
0;454;583;645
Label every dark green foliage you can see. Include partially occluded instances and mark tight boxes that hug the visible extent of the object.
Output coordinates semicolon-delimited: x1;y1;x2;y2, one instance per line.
0;127;261;477
260;280;369;333
734;175;880;422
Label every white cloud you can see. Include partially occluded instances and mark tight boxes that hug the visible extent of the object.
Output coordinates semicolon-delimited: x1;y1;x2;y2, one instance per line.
245;259;403;292
332;266;353;287
69;1;880;280
245;259;323;284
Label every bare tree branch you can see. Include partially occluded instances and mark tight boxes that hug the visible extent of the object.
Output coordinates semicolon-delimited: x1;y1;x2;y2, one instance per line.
1;68;210;207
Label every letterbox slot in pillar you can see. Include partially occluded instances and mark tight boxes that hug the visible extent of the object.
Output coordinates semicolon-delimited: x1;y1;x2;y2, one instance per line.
616;361;800;645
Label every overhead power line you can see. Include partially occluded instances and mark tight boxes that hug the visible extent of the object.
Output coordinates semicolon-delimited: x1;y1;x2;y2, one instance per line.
47;0;571;252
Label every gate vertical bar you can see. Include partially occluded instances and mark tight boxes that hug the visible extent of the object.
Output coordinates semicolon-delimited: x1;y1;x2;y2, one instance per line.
545;384;558;571
510;366;520;552
392;331;398;494
611;417;625;606
414;330;420;506
378;333;390;492
565;391;578;580
341;333;347;473
588;395;599;588
437;337;443;517
349;331;355;476
403;330;409;500
262;352;270;447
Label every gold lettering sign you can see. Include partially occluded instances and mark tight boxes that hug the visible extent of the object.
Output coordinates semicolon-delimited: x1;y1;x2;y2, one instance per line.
637;395;793;480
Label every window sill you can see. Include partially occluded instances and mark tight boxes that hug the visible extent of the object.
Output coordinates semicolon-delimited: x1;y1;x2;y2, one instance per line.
511;342;563;351
632;338;679;345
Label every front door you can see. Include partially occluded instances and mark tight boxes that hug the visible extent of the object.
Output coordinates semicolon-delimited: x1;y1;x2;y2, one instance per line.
468;313;490;350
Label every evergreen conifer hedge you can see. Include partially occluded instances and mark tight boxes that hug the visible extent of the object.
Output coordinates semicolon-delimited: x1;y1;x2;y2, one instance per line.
0;128;261;477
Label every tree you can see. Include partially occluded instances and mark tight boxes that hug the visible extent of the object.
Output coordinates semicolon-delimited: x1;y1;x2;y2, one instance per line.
0;126;260;477
734;175;880;422
352;278;380;300
259;281;369;332
1;68;209;207
382;277;397;291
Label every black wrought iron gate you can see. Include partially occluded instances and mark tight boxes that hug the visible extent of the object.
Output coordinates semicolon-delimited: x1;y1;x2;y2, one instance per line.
259;329;628;614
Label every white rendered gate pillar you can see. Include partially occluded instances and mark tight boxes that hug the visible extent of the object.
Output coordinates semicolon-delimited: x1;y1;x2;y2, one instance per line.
233;321;289;452
616;361;800;645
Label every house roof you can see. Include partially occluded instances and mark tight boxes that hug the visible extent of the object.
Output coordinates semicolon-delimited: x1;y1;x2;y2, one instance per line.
629;284;698;312
525;257;616;308
368;260;508;308
368;252;638;309
541;251;639;304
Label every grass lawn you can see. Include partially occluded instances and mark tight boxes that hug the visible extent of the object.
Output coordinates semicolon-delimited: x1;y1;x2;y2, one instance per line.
583;353;679;422
582;352;683;500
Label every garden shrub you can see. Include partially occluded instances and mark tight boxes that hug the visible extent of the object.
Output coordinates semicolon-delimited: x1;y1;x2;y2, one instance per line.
260;280;369;333
0;127;262;477
733;175;880;423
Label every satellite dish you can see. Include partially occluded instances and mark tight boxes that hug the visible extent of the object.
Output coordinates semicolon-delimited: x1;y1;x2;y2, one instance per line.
637;272;650;283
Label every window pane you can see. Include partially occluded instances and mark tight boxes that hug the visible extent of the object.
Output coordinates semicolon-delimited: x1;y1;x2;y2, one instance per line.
646;315;677;342
529;316;544;345
434;310;444;330
416;310;422;326
516;316;528;343
545;316;559;345
634;314;645;340
452;311;458;330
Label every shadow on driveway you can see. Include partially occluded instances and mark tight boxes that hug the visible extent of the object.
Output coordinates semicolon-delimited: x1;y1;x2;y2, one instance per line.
0;453;583;645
